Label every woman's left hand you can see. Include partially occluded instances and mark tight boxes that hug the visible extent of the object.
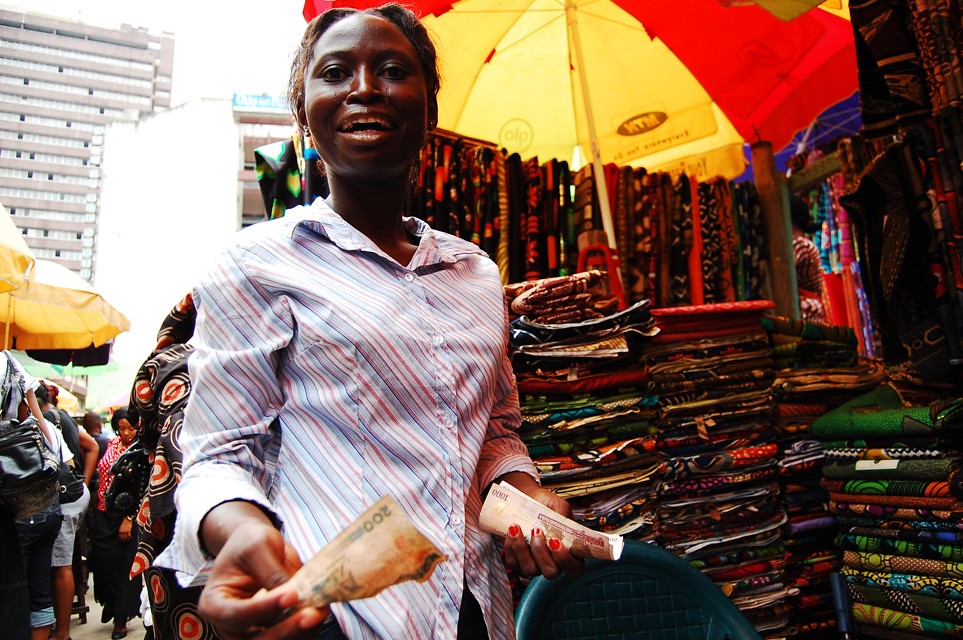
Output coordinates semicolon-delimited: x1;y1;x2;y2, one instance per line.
497;472;584;580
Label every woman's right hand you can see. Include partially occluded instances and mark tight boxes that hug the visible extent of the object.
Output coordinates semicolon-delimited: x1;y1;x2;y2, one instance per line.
198;503;330;640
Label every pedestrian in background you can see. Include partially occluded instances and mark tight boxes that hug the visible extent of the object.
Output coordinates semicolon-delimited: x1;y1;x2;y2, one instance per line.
36;382;97;640
87;407;141;640
1;352;64;640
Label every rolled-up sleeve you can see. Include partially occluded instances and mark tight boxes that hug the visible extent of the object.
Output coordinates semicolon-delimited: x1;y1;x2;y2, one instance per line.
158;244;293;581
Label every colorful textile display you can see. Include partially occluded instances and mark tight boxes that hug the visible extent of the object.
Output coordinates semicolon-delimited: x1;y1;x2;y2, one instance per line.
507;274;664;544
810;382;963;640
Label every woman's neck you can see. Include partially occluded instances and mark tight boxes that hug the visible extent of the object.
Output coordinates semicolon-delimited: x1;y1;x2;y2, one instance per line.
325;177;417;264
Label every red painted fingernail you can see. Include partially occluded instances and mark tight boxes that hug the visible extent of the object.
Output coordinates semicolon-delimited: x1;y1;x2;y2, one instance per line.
531;528;542;538
508;524;521;536
549;538;561;552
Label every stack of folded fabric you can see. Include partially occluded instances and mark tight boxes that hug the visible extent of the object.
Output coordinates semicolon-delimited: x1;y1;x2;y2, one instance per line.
772;400;840;640
645;301;791;636
507;271;664;542
762;315;882;639
504;269;619;324
812;385;963;639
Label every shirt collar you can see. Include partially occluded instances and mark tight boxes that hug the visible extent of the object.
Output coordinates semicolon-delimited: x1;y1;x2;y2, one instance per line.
285;199;461;268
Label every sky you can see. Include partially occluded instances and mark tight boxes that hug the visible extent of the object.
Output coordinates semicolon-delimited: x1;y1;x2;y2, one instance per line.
4;1;314;406
13;0;311;106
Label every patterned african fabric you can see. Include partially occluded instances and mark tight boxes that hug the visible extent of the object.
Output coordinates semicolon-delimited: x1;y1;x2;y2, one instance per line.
762;315;858;346
669;174;693;306
123;294;213;640
823;457;961;482
838;132;963;379
831;499;963;521
849;0;932;138
850;584;963;624
650;299;775;339
832;491;962;509
253;137;306;220
494;148;510;282
522;157;543;281
904;0;963;113
823;443;956;458
838;515;963;533
811;383;963;439
824;478;954;497
624;170;659;305
770;359;888;398
844;549;963;578
697;178;739;304
531;435;657;473
661;511;788;556
843;566;963;600
573;164;598;239
837;533;963;561
662;444;779;480
853;602;963;636
843;526;963;545
505;270;610;322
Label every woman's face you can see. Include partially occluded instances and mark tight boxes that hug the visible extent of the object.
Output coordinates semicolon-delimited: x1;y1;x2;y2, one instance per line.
116;418;136;445
303;14;435;183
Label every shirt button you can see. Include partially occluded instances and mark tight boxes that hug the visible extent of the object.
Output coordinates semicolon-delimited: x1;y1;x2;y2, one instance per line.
404;273;415;282
451;513;463;526
432;335;444;346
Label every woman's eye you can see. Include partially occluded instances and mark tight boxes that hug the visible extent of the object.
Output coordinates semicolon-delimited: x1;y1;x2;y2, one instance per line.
383;65;407;79
320;66;347;81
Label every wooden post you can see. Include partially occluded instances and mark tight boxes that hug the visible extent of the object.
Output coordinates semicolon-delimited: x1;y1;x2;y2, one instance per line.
751;141;800;320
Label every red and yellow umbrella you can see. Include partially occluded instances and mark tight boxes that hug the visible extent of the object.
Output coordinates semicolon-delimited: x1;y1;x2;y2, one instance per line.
302;0;855;180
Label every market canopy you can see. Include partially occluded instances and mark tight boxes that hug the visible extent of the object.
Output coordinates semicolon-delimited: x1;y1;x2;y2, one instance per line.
0;204;35;294
302;0;857;181
0;259;131;351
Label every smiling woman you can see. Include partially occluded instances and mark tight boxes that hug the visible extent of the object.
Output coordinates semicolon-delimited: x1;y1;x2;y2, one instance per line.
151;4;583;640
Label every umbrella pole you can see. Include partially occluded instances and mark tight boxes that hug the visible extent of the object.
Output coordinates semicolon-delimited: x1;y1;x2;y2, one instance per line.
566;0;620;263
751;141;800;320
3;295;10;350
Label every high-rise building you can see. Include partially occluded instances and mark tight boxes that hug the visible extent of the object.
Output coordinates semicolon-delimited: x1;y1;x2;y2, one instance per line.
0;7;173;280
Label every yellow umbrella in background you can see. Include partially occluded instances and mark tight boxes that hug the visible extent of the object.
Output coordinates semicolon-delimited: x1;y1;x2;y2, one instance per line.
0;259;130;350
0;204;35;294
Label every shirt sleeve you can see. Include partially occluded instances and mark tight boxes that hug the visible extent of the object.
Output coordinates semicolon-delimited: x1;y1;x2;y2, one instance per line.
38;418;69;461
475;306;538;491
162;243;294;580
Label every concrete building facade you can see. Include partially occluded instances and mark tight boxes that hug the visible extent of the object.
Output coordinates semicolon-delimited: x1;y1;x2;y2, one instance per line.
0;7;173;280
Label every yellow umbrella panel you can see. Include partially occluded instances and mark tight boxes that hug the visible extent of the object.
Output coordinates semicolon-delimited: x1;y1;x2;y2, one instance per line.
0;204;35;294
0;260;130;351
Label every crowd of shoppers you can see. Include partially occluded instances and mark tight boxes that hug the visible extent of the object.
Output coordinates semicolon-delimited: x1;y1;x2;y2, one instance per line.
0;350;130;640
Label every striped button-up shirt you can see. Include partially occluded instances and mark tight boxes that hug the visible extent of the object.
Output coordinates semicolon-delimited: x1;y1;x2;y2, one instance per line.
158;199;537;639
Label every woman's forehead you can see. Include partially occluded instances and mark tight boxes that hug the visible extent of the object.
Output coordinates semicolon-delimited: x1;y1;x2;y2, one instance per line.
312;13;412;58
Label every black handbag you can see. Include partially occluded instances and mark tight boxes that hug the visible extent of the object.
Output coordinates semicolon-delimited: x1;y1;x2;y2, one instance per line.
104;440;151;517
0;417;60;517
48;411;84;504
57;456;84;504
